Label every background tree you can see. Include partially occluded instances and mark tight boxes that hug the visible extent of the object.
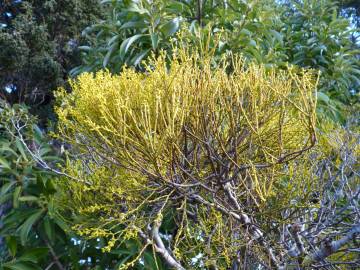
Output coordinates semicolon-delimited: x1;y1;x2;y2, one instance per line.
0;0;103;124
280;0;360;122
71;0;284;75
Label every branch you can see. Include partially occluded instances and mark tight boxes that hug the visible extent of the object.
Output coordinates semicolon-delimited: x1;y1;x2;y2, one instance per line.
44;239;65;270
10;119;91;186
304;224;360;265
190;194;279;268
151;218;185;270
289;223;305;257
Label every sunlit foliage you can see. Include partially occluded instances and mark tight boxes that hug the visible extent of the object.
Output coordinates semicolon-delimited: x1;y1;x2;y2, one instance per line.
54;49;318;269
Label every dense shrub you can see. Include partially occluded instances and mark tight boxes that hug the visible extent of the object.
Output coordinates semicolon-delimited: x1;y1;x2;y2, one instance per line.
53;50;323;269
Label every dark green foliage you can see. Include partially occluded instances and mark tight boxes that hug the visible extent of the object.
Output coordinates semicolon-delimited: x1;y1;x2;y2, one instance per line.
71;0;284;75
0;0;103;124
281;0;360;122
70;0;182;75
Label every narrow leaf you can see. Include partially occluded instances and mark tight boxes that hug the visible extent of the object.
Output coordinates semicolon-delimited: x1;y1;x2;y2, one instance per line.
19;196;39;202
120;21;147;30
13;186;22;208
151;33;159;50
119;34;145;60
0;157;11;169
19;247;49;263
1;181;16;195
15;138;28;161
103;42;118;67
131;49;151;66
6;236;17;257
3;262;42;270
19;210;44;245
159;18;180;37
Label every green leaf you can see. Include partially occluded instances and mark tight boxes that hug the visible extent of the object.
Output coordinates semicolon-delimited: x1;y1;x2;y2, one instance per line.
38;147;51;157
126;3;149;15
119;34;146;60
107;34;120;46
317;92;330;104
19;209;44;245
269;30;283;44
114;254;133;268
0;193;12;204
3;209;39;229
0;157;11;169
103;42;118;67
120;21;147;30
3;262;42;270
159;18;180;37
248;39;257;47
143;250;165;269
110;248;133;255
151;33;159;50
166;1;189;13
6;236;17;257
131;49;151;66
19;196;39;202
13;186;22;208
18;247;49;263
32;125;44;142
15;138;28;161
239;28;252;36
53;216;72;233
44;217;55;244
0;145;18;156
78;45;92;51
1;181;16;195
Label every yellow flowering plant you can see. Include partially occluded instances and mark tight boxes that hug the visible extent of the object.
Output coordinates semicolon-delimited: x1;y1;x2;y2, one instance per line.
54;48;321;269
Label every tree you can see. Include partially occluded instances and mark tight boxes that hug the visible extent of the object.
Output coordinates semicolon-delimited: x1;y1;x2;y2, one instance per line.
71;0;284;75
280;0;360;122
49;49;335;269
5;88;359;269
298;123;360;269
70;0;183;75
0;0;103;124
